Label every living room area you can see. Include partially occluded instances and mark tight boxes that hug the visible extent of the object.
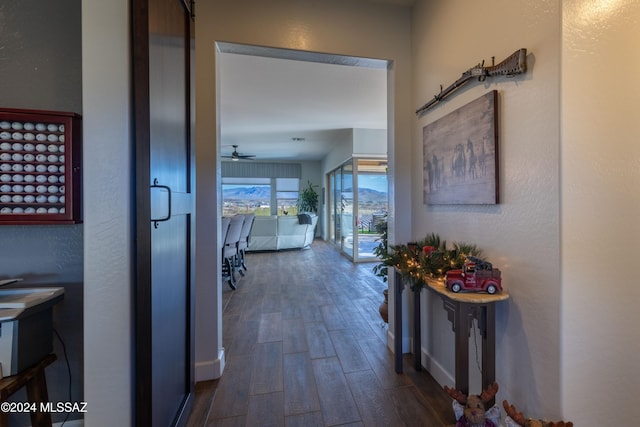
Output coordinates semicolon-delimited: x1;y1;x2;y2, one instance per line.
218;47;390;263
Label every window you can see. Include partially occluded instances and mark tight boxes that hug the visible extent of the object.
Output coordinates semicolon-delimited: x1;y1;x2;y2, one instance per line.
275;178;299;216
221;162;301;216
222;177;271;216
222;177;300;216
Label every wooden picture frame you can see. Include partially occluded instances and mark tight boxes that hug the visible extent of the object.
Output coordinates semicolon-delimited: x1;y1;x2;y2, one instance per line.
423;90;499;205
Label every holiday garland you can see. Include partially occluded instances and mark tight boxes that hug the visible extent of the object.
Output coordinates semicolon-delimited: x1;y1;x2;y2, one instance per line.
373;232;482;290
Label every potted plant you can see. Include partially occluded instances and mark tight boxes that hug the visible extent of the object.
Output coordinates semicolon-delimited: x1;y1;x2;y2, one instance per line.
372;217;390;323
296;180;319;213
372;218;389;282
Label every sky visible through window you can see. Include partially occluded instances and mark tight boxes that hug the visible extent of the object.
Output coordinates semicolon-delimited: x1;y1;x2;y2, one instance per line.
358;174;387;193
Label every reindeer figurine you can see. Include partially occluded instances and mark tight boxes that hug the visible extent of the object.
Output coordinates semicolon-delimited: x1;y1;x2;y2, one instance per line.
444;383;500;427
503;400;574;427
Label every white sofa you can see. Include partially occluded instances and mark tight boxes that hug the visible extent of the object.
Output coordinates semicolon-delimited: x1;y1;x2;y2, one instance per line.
247;214;318;251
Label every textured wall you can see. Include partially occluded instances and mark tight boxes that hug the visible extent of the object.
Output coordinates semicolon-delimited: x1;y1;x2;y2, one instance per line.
0;1;82;113
562;1;640;424
413;0;640;424
0;1;83;425
0;4;83;279
411;0;562;419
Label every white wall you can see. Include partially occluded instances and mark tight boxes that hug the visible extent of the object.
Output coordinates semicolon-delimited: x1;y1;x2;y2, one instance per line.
412;0;562;419
195;0;412;380
353;128;387;156
82;0;133;424
562;1;640;425
321;129;356;175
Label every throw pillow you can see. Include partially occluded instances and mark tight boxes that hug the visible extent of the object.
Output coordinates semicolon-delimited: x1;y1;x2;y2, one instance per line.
298;213;312;224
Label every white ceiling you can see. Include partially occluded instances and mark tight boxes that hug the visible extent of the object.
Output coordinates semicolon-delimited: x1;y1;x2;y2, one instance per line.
218;50;388;161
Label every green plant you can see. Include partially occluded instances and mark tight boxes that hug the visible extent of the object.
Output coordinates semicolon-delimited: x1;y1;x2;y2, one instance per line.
297;180;319;213
373;231;483;290
372;218;389;282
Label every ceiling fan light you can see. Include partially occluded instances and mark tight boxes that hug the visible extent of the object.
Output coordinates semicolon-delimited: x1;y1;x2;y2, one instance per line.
224;144;255;161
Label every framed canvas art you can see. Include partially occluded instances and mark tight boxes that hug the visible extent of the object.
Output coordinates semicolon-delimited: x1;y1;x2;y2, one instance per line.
423;90;499;205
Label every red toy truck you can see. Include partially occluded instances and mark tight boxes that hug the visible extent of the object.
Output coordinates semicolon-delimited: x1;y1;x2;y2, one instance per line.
445;257;502;294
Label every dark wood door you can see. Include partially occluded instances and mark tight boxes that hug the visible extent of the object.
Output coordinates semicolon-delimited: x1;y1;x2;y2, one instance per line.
133;0;195;426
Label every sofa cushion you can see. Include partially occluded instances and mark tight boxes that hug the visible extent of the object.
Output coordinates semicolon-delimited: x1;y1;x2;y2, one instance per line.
247;216;278;251
247;214;317;251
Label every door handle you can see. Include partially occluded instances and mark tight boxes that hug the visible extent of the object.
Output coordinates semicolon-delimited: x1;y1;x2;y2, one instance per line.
151;178;172;228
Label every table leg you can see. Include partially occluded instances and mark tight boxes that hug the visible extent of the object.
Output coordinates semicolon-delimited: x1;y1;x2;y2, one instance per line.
413;288;421;371
454;301;470;396
481;303;496;408
26;370;52;427
394;271;404;373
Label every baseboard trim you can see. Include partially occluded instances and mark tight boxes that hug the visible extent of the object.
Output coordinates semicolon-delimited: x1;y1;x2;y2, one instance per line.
386;328;394;352
390;333;453;388
386;328;411;354
421;347;454;387
195;348;226;381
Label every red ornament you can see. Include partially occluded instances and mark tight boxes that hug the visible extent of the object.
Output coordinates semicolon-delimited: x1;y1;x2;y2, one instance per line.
422;245;435;256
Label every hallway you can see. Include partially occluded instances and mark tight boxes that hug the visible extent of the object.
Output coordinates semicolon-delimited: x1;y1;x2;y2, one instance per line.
187;240;455;426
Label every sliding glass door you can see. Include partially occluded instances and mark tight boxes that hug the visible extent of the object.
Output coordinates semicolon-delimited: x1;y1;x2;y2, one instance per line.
328;171;337;244
341;162;354;258
328;158;387;261
354;159;388;261
328;167;343;252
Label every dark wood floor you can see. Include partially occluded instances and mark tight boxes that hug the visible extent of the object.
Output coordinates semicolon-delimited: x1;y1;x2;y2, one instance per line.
186;240;456;427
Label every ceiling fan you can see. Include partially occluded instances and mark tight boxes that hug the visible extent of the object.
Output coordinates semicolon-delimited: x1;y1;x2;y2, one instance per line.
222;145;256;161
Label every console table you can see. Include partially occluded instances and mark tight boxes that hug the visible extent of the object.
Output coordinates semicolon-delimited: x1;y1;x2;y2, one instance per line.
0;353;56;427
393;271;508;406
